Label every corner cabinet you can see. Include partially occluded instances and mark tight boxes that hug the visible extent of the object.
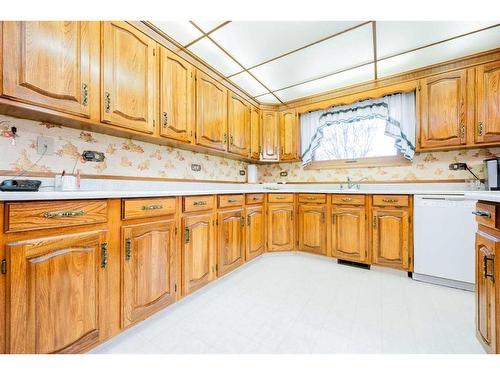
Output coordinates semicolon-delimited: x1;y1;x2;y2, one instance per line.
475;61;500;145
261;110;280;161
101;21;158;134
227;92;251;157
279;109;300;161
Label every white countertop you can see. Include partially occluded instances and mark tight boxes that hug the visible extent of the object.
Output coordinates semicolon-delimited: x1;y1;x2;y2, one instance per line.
463;191;500;203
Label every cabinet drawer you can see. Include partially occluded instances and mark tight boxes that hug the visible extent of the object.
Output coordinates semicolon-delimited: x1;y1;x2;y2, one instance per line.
373;195;409;207
246;193;264;204
122;197;176;220
268;194;294;203
5;200;108;233
474;202;499;230
331;194;366;206
183;195;215;212
298;194;326;204
218;194;244;208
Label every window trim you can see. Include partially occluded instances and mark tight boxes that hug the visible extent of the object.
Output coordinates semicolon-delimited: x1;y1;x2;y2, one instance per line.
304;154;411;170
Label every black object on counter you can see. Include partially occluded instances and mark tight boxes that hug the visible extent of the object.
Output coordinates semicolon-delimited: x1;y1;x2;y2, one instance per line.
0;179;42;192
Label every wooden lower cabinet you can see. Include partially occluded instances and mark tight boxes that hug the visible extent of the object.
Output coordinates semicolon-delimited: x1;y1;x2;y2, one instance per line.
267;203;295;252
246;205;265;261
217;208;245;276
331;205;368;263
298;204;326;255
121;219;177;328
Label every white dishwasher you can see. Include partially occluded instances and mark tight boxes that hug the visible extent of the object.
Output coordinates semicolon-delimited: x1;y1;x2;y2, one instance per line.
413;194;477;291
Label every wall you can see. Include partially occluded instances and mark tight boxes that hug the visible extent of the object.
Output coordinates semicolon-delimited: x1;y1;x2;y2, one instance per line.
0;114;248;182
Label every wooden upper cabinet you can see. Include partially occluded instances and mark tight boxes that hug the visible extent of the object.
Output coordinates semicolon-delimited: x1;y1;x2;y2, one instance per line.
298;204;326;255
250;106;261;160
6;230;106;354
159;47;195;143
227;93;251;157
267;204;295;251
419;70;471;149
101;21;158;134
279;109;299;161
217;208;245;276
261;110;279;161
2;21;99;118
331;206;368;263
476;61;500;144
122;219;177;328
196;71;228;151
246;205;265;261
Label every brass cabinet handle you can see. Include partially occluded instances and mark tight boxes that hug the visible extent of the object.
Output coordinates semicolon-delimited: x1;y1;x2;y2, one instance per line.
104;92;111;113
223;133;227;144
478;122;484;136
82;83;88;107
472;210;491;218
460;124;465;140
43;209;84;218
193;201;207;206
373;216;378;229
321;210;325;224
305;197;318;201
484;254;495;282
184;227;190;244
247;215;251;226
230;135;234;145
240;216;245;227
142;204;163;211
101;242;108;269
341;198;352;202
162;112;168;128
125;238;132;261
382;198;398;203
227;199;239;203
275;196;287;200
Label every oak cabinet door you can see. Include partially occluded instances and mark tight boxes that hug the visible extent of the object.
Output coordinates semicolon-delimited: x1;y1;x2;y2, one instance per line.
419;70;470;149
182;213;215;296
159;47;195;143
6;230;106;354
279;110;299;161
267;204;295;251
217;208;245;276
250;106;261;160
122;219;177;328
298;204;326;255
196;71;228;151
246;205;265;261
261;110;279;161
228;93;251;157
2;21;99;118
476;62;500;144
372;208;410;270
101;21;157;134
331;206;368;262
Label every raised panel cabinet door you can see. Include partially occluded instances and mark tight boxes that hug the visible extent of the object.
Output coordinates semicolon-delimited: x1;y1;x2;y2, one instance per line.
217;208;245;276
475;231;497;354
196;71;228;151
228;93;251;157
298;204;326;255
419;70;469;149
261;110;279;161
102;21;157;134
331;206;367;262
122;219;177;328
372;208;410;270
280;110;299;161
476;62;500;144
6;230;106;354
159;47;195;143
250;106;261;160
182;212;215;296
267;204;295;252
2;21;99;118
246;205;265;261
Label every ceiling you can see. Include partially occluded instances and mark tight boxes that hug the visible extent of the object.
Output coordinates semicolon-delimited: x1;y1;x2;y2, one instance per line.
148;21;500;104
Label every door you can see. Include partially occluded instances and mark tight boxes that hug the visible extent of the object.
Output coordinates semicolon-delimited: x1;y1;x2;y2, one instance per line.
2;21;99;118
122;219;177;328
6;230;106;354
476;231;497;353
196;71;228;151
372;208;410;270
267;204;295;251
246;205;265;261
476;61;500;144
280;110;299;161
250;106;261;160
182;212;215;295
217;208;245;276
227;93;251;157
261;110;279;161
159;47;195;143
298;204;326;255
419;70;470;149
331;206;368;262
102;21;157;134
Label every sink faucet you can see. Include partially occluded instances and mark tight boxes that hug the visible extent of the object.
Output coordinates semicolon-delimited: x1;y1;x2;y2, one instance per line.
346;177;368;190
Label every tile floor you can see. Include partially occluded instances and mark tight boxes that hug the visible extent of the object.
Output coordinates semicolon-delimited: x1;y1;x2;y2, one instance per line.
90;252;485;354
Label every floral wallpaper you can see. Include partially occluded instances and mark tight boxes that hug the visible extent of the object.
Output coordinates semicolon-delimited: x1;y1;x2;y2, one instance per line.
0;114;248;182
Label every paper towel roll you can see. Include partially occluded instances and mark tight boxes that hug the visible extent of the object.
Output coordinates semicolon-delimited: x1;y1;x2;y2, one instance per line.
247;164;258;183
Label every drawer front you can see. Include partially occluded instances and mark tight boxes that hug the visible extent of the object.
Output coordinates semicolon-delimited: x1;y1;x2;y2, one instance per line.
122;197;176;220
246;194;264;204
183;195;215;212
298;194;326;204
218;194;244;208
331;194;366;206
373;195;409;207
6;200;108;233
268;194;294;203
474;202;499;229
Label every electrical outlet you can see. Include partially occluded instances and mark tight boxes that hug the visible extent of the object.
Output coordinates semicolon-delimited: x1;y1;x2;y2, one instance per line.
37;136;54;155
239;170;246;176
191;163;201;172
280;171;288;177
82;150;105;162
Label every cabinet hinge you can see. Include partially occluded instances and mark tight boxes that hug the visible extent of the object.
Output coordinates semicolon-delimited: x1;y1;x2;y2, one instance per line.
1;259;6;274
153;119;156;127
216;264;218;271
216;218;219;225
175;227;178;235
153;48;156;56
174;283;177;293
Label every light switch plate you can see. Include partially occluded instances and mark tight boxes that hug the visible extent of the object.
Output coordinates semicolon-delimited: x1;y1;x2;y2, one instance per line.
37;136;54;155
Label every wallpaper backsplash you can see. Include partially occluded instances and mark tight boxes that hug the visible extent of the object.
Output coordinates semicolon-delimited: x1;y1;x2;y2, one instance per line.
0;115;248;182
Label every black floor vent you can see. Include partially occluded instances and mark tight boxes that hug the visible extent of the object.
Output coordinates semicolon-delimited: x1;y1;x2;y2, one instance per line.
337;259;370;270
